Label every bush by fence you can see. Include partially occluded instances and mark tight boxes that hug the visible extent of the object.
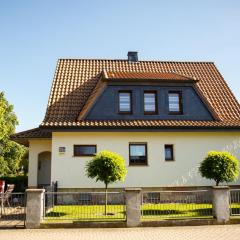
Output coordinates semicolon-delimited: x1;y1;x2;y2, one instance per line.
1;175;28;192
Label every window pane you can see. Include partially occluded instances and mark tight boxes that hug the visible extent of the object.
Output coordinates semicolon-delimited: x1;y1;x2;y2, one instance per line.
165;145;173;161
169;93;180;112
130;145;146;156
119;92;131;112
144;93;156;112
74;145;96;156
129;144;147;164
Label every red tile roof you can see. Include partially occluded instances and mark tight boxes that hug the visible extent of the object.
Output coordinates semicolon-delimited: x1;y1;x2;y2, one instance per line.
40;59;240;129
103;70;197;82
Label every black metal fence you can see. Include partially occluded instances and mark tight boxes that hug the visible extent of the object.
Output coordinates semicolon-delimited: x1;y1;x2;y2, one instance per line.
43;191;126;222
230;189;240;216
141;190;213;220
0;192;26;228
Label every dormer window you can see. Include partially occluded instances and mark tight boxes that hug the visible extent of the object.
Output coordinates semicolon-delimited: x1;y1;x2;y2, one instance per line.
118;91;132;114
168;91;183;114
144;91;158;114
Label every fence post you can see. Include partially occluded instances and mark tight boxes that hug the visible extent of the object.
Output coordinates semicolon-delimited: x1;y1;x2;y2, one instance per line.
125;188;142;227
26;189;45;228
212;186;230;223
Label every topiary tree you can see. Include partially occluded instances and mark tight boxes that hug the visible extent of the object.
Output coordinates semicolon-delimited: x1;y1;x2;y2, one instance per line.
199;151;239;186
86;150;127;215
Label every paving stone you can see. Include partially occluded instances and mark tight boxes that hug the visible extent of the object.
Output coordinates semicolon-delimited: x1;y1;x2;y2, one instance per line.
1;225;240;240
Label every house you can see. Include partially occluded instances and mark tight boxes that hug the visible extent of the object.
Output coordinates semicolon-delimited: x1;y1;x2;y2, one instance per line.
12;52;240;190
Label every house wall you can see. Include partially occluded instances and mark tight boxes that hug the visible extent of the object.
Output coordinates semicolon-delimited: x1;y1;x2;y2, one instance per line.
28;139;51;187
50;131;240;189
86;85;213;121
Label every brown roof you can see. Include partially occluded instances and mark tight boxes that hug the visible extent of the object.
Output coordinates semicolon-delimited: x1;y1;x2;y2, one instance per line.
11;128;52;146
40;59;240;129
78;75;107;120
42;119;240;129
103;70;197;82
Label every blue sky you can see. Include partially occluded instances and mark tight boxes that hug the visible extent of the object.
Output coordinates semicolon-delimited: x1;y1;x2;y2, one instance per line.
1;0;240;132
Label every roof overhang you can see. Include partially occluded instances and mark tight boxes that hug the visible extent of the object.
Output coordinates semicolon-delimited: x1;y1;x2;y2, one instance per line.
10;128;52;146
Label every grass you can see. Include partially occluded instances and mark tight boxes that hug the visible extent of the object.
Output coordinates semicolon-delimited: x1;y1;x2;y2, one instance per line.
44;205;126;222
141;203;213;220
43;203;240;222
43;203;216;222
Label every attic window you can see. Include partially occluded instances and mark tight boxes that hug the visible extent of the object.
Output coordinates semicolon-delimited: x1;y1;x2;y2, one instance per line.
168;91;183;114
118;91;132;114
144;91;158;114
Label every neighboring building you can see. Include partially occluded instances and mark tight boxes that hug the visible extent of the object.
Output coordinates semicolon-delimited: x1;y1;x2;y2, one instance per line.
12;52;240;190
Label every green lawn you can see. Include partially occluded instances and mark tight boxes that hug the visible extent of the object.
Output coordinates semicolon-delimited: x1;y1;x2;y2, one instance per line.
43;203;240;222
141;203;213;220
44;205;126;222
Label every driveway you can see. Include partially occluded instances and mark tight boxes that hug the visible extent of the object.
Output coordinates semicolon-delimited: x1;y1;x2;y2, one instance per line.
1;225;240;240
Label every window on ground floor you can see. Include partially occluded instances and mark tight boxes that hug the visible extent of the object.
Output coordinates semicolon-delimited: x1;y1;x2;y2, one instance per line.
164;144;174;161
129;143;148;165
74;145;97;157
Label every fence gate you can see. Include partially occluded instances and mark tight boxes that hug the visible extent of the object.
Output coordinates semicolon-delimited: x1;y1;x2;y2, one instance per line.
0;192;26;228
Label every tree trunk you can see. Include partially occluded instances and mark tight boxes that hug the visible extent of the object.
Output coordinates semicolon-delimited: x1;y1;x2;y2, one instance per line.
105;183;108;215
216;180;219;186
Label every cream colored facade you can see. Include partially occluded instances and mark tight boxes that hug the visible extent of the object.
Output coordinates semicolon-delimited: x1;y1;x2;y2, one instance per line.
28;131;240;188
28;139;51;187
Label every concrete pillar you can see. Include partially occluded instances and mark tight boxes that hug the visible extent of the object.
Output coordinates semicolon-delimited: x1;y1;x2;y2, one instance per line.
125;188;142;227
212;186;230;224
28;148;39;188
26;189;45;228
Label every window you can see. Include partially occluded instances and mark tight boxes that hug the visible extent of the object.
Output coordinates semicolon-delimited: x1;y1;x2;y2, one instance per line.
129;143;147;165
168;91;183;114
144;91;158;114
74;145;97;157
118;91;132;113
165;145;174;161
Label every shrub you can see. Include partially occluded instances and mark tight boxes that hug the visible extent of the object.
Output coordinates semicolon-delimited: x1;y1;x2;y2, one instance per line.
199;151;239;186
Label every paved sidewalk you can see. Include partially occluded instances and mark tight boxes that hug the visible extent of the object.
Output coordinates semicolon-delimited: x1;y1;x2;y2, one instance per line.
1;225;240;240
